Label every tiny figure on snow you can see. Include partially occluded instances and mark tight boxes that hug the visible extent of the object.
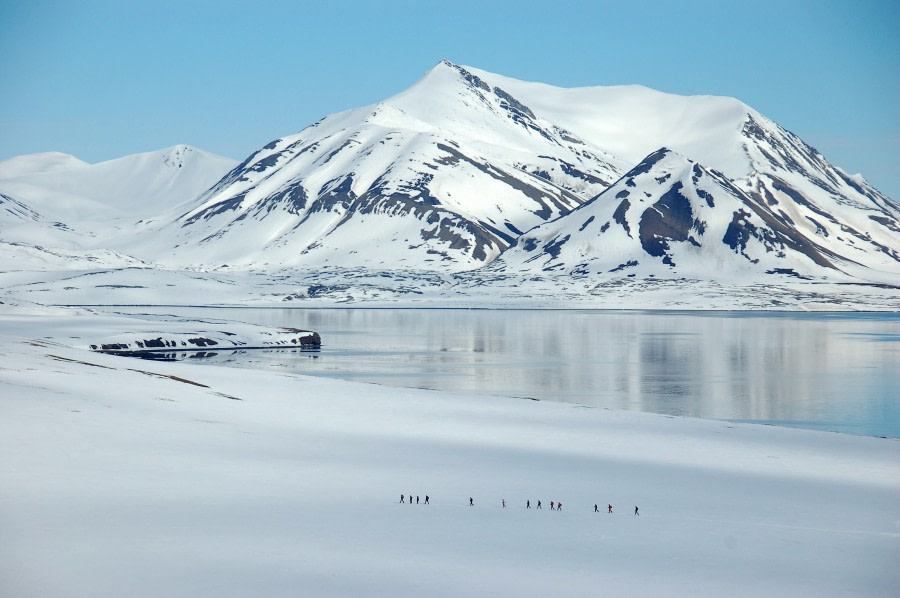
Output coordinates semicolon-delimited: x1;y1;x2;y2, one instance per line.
537;500;542;509
634;506;639;516
502;499;506;508
416;496;420;504
594;504;599;513
527;500;531;509
401;494;405;503
469;497;474;506
550;501;555;511
608;504;613;513
425;495;430;505
558;502;563;511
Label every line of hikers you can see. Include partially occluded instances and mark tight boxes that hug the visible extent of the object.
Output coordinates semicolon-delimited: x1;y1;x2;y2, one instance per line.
399;494;429;504
403;495;638;515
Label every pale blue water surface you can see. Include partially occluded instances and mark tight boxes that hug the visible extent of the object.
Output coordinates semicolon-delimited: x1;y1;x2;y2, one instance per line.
113;309;900;438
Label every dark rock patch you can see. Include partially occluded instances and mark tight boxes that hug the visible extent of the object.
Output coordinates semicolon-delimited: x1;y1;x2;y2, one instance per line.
609;260;639;272
638;182;700;264
613;198;632;237
543;235;570;258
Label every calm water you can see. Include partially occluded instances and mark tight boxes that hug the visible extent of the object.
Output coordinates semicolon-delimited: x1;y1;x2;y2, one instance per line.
114;308;900;438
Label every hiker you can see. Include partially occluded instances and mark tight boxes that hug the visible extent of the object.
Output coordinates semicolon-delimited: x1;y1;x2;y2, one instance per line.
425;495;430;505
401;494;405;503
469;497;474;506
527;500;531;509
502;499;506;508
416;496;420;504
537;500;542;509
608;504;613;513
594;504;599;513
550;501;555;511
558;501;563;511
635;506;639;516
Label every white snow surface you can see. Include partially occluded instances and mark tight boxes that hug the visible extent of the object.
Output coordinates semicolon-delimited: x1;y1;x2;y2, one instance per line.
1;307;898;597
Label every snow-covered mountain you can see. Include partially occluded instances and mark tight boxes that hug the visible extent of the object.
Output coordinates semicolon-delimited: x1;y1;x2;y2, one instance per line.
1;61;897;296
0;145;236;270
491;147;897;283
127;62;626;269
0;145;237;221
123;60;897;281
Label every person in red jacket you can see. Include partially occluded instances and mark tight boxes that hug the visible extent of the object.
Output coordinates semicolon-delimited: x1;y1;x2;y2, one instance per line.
608;504;613;513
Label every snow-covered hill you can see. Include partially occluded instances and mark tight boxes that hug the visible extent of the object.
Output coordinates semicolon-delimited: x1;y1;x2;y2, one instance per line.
0;61;897;303
128;61;625;270
491;148;898;284
0;145;237;219
0;145;236;270
122;60;896;282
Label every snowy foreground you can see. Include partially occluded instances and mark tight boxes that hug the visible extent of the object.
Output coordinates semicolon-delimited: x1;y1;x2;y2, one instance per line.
1;308;898;597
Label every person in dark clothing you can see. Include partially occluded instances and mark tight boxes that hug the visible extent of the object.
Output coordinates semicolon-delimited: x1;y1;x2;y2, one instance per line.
537;500;542;509
416;496;420;504
469;497;474;506
550;501;555;511
594;504;599;512
425;495;430;505
401;495;405;503
558;502;562;511
527;500;531;509
608;504;613;513
634;506;639;516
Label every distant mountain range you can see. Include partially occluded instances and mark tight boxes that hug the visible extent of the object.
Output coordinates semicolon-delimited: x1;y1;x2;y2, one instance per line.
1;60;897;295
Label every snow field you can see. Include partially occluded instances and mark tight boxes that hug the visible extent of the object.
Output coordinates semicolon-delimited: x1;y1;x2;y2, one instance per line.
1;312;898;597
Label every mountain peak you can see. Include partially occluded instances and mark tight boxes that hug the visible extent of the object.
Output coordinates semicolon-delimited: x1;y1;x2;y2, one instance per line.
0;151;89;179
160;144;196;169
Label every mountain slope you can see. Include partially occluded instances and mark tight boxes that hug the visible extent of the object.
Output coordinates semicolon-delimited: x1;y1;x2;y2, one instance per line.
0;145;237;223
0;146;235;270
131;62;627;270
462;66;900;274
491;148;897;283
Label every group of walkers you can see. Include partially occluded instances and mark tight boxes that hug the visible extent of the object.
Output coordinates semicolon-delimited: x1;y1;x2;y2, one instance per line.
399;494;429;504
403;494;638;515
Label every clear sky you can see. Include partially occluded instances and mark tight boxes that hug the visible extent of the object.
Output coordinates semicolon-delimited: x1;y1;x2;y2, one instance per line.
1;0;897;199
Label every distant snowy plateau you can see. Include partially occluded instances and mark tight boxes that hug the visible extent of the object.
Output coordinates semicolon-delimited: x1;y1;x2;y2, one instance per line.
2;61;898;309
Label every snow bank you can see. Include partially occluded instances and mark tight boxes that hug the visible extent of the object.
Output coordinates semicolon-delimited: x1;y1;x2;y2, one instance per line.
0;310;897;597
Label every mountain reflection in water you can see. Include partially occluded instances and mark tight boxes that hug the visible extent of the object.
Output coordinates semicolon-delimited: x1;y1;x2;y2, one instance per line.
113;308;899;438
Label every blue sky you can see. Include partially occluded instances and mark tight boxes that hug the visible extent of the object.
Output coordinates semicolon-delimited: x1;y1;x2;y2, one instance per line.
1;0;897;199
